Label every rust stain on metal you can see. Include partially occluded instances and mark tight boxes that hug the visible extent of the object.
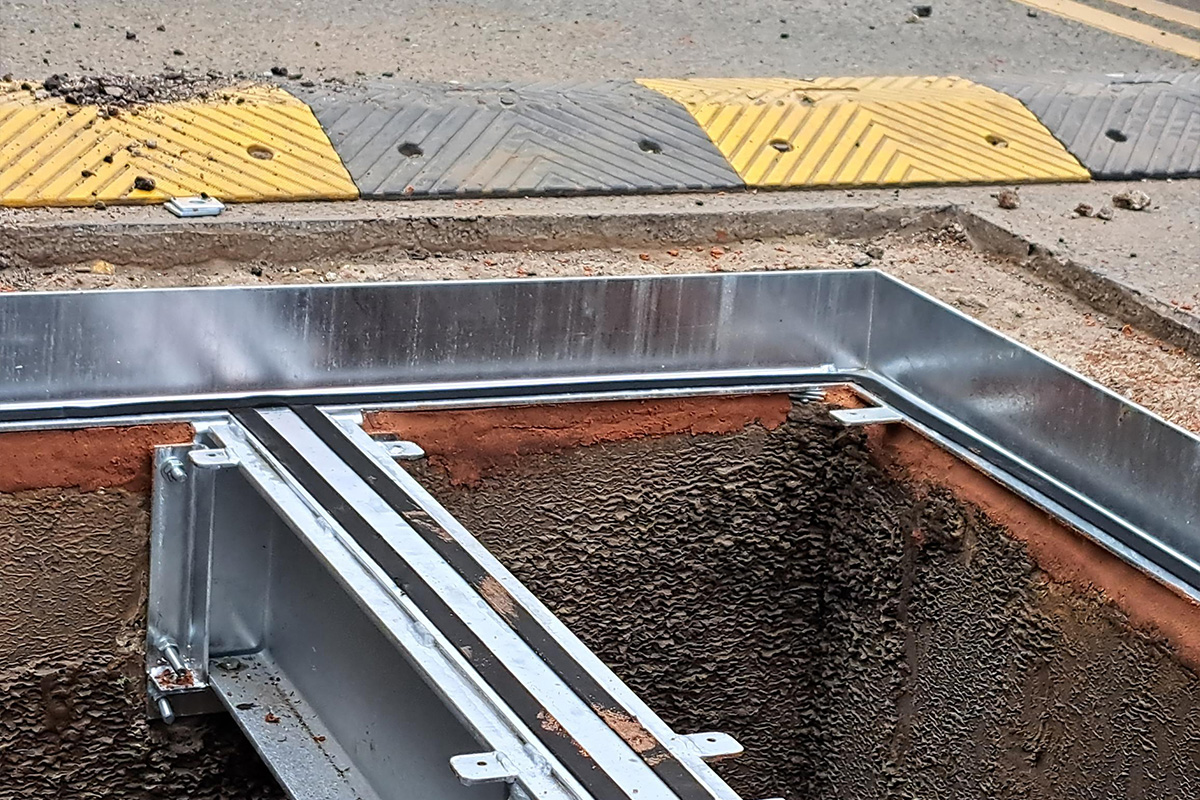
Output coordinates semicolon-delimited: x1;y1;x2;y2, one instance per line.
0;423;194;492
154;668;196;690
538;709;566;736
264;712;280;724
592;704;666;764
403;508;454;542
478;576;518;624
538;710;590;758
364;394;791;485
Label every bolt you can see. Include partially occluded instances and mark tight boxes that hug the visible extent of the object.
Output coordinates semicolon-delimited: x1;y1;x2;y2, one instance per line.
156;695;176;724
160;457;187;483
160;642;187;675
148;682;176;724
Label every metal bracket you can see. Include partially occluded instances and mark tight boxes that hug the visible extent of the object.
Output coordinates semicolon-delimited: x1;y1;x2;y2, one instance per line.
144;408;751;800
382;439;426;460
829;405;905;426
681;732;743;762
450;752;519;786
146;441;241;723
188;447;239;469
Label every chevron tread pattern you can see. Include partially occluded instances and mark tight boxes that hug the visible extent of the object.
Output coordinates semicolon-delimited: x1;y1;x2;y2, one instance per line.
639;76;1090;187
984;73;1200;179
0;83;356;206
304;82;742;198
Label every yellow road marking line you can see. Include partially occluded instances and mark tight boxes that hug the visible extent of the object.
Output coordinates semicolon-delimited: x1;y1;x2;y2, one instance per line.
1012;0;1200;59
1104;0;1200;31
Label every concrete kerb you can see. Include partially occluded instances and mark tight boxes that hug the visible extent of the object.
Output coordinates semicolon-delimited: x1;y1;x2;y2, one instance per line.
958;212;1200;358
4;194;1198;360
0;200;953;268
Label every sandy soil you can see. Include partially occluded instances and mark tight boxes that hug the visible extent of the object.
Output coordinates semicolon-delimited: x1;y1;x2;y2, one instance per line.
4;222;1199;432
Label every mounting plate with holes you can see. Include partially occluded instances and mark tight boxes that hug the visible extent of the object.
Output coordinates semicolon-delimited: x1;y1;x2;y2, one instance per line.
830;406;905;426
164;196;225;218
683;732;744;761
449;752;519;785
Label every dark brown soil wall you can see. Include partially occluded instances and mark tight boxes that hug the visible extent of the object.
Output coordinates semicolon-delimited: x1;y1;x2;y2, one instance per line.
0;426;281;799
405;402;1200;800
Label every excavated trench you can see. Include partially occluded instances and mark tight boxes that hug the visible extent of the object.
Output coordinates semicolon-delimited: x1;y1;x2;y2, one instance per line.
383;394;1200;800
3;394;1199;799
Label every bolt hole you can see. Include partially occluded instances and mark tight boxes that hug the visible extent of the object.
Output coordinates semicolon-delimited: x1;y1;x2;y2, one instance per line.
476;760;488;766
398;142;424;158
985;134;1008;148
706;737;717;742
769;138;793;153
246;144;274;160
1105;128;1128;142
638;138;663;154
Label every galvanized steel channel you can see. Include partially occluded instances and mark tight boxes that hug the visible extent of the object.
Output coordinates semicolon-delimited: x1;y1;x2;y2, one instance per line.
145;405;742;800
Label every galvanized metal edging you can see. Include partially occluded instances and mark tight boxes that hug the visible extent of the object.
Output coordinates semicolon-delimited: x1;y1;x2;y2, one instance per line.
2;270;1196;596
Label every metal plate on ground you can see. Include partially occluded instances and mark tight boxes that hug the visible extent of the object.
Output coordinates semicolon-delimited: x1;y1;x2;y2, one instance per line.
0;83;358;207
638;76;1091;187
301;81;743;198
984;73;1200;179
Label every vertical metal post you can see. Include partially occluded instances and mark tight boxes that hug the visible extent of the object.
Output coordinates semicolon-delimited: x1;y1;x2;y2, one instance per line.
147;443;229;717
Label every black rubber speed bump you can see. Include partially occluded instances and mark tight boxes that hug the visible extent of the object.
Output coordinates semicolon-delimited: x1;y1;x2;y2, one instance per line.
985;73;1200;180
301;81;743;198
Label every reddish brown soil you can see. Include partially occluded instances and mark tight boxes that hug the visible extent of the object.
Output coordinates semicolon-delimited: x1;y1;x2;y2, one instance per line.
869;422;1200;672
376;392;1200;675
0;424;193;492
822;384;868;409
365;395;792;485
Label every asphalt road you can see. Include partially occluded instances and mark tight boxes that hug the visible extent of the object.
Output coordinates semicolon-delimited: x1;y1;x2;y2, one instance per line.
1;0;1196;82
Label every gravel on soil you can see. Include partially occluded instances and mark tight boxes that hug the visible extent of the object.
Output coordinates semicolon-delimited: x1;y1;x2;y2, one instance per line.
1;223;1197;433
9;71;242;106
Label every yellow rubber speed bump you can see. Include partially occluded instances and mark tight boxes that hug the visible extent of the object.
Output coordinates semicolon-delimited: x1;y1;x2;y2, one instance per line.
638;76;1090;188
0;83;357;207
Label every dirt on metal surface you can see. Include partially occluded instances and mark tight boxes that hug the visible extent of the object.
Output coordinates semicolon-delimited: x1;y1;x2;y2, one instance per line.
405;399;1200;800
477;575;518;624
0;653;283;799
